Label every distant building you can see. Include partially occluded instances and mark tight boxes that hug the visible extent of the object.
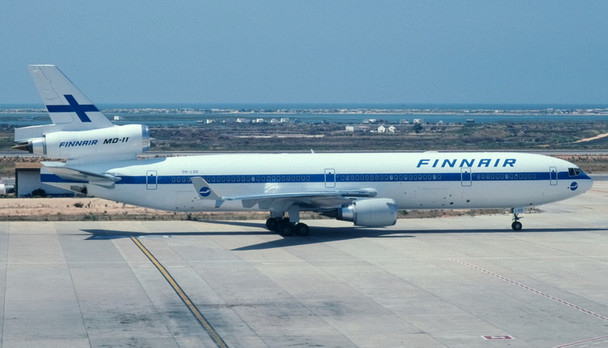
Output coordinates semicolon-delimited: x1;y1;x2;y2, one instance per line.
345;125;355;132
15;163;75;197
376;125;397;134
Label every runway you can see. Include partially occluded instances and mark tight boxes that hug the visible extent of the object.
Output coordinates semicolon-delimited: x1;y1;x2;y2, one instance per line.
1;182;608;347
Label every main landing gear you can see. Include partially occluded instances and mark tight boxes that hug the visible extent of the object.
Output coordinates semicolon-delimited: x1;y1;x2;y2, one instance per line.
266;217;310;236
511;208;523;231
266;205;310;237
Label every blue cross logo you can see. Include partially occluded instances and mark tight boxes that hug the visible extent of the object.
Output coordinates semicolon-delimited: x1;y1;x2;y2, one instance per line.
46;94;99;123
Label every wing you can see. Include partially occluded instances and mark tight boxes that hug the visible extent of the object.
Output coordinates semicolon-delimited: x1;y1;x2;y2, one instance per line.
42;161;120;188
190;177;376;210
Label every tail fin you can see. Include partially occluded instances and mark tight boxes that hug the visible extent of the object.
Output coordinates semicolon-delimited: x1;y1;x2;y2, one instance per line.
29;64;113;128
14;65;149;163
15;65;113;142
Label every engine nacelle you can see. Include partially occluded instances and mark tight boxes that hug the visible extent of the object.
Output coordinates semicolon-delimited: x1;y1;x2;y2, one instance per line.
337;198;398;227
15;124;150;161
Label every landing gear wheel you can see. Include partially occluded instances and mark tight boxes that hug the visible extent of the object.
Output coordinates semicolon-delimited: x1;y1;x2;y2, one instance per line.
511;208;524;231
277;219;294;237
266;217;280;232
511;221;522;231
294;223;310;236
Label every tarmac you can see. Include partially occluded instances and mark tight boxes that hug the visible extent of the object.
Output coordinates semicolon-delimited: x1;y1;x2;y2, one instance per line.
1;181;608;347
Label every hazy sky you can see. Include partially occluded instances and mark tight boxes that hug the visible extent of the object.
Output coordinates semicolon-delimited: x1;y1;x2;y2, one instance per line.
2;1;608;104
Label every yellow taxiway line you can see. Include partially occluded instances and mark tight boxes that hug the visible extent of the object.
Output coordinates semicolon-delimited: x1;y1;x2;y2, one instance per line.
131;236;228;348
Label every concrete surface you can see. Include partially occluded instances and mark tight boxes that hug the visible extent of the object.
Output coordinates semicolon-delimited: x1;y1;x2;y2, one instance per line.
1;182;608;347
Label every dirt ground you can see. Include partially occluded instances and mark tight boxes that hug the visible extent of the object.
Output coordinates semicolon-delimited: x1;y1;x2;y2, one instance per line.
0;196;507;221
0;198;173;221
0;197;274;221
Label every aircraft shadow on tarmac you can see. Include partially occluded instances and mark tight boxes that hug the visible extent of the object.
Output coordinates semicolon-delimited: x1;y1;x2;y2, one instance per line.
80;228;272;240
81;220;606;251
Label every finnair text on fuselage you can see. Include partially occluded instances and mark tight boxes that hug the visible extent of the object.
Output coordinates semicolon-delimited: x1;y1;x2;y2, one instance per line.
59;139;98;148
58;137;131;148
416;158;517;168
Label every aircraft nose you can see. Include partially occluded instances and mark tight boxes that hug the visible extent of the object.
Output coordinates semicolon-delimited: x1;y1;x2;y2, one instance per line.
576;175;593;193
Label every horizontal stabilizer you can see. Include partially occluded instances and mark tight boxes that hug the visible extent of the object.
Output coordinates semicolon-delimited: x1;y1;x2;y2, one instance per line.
191;177;224;207
42;162;119;188
14;124;64;143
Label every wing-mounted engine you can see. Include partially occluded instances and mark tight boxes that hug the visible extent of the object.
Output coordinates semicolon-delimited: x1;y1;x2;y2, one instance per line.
13;124;150;162
337;198;398;227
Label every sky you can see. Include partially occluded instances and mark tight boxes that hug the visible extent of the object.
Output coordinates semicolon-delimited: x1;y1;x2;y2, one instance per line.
2;1;608;105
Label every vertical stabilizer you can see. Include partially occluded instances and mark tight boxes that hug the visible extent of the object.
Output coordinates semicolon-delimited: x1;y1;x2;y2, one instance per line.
28;65;113;129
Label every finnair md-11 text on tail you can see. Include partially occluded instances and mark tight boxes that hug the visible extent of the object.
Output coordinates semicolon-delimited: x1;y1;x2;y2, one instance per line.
13;65;593;236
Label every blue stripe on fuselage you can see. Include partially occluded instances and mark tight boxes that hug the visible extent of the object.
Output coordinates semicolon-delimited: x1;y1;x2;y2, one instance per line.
41;171;584;185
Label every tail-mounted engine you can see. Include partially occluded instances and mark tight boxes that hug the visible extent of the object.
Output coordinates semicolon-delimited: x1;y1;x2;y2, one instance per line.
13;124;150;162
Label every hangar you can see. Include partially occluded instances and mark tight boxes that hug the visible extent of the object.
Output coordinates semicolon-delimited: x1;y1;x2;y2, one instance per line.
15;162;74;197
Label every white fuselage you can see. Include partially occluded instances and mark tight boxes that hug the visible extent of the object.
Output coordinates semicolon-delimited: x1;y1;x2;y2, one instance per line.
42;152;593;212
19;65;595;232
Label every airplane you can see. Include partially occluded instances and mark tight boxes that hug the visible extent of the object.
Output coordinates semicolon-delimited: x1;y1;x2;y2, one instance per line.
13;65;593;236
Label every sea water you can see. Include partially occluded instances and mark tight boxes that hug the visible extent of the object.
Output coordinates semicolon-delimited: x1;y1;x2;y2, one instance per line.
1;103;607;126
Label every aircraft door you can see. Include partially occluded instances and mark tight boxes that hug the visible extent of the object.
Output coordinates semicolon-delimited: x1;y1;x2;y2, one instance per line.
324;168;336;188
549;166;558;186
146;170;158;190
461;167;472;187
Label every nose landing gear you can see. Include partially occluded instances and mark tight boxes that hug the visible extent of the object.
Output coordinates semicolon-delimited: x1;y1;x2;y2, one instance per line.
511;219;522;231
511;207;524;231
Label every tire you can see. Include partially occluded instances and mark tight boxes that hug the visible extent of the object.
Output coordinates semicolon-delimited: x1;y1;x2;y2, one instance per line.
294;223;310;236
266;217;279;231
277;220;294;236
511;221;522;231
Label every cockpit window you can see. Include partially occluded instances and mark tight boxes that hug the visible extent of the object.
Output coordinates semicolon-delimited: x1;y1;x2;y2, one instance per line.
568;168;582;176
